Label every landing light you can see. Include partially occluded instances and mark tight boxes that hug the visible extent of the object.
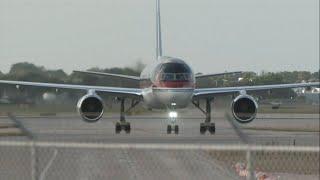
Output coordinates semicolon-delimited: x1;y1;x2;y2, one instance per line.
169;111;178;118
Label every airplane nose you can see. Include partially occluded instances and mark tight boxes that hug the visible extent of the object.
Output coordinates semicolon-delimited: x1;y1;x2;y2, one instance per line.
153;88;194;108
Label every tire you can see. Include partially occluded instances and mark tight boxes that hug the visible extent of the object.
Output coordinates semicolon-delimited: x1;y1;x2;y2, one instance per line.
115;122;121;134
174;125;179;134
200;123;206;135
208;124;215;134
167;125;172;134
125;123;131;134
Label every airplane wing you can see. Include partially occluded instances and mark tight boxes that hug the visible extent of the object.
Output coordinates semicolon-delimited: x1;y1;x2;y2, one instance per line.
73;70;140;81
193;82;320;98
195;71;242;80
0;80;142;98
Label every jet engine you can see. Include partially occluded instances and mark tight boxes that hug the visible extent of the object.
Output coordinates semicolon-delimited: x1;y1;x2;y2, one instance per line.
77;92;104;123
231;94;258;123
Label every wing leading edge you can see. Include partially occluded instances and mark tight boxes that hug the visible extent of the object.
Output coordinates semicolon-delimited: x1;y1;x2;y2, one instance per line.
0;80;142;98
194;82;320;98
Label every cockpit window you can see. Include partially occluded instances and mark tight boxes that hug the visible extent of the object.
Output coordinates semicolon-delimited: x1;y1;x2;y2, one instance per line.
155;62;193;81
160;73;191;81
161;63;191;73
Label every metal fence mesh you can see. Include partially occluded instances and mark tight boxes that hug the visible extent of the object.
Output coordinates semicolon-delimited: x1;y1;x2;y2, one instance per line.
0;142;319;180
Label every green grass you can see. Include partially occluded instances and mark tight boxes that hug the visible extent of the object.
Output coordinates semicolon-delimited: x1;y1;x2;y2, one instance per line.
0;123;17;129
0;128;25;137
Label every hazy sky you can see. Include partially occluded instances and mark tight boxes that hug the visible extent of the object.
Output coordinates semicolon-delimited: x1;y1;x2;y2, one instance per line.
0;0;319;74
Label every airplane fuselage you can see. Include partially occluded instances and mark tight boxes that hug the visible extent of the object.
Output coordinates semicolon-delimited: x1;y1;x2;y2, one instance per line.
140;57;195;109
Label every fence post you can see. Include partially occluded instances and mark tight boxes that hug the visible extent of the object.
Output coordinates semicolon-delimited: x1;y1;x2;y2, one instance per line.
246;148;254;180
7;113;37;180
31;141;37;180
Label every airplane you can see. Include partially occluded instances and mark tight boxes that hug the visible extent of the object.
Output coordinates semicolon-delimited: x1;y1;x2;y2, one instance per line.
0;0;319;134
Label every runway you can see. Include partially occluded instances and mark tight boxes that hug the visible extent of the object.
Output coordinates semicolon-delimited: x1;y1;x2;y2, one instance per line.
0;109;319;180
2;109;318;145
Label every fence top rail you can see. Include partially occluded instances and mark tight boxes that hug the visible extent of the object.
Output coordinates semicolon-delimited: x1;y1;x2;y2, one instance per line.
0;141;319;152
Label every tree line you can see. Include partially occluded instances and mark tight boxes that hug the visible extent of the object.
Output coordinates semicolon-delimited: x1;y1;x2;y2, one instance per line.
0;62;318;101
0;62;318;85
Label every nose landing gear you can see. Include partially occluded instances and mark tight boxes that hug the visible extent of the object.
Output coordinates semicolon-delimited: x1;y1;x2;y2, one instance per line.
166;111;179;134
167;124;179;134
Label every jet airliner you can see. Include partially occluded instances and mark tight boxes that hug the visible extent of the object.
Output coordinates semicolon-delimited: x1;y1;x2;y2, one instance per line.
0;0;319;134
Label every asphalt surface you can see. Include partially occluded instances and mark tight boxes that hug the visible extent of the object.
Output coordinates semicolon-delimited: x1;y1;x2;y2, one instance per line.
0;109;319;180
2;110;318;145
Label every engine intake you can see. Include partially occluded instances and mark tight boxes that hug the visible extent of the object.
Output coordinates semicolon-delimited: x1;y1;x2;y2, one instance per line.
77;92;104;123
231;95;258;123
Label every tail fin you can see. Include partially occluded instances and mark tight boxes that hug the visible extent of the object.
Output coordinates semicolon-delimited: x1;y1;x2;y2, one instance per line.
156;0;163;59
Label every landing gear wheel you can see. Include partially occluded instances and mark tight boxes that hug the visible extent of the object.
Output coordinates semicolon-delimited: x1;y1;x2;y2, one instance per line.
115;122;121;134
193;98;216;135
208;123;215;134
115;122;131;134
167;125;172;134
174;125;179;134
200;123;215;135
200;123;206;134
124;123;131;134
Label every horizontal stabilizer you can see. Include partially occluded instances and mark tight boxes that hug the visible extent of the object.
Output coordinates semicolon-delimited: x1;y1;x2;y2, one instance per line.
195;71;243;79
73;71;140;81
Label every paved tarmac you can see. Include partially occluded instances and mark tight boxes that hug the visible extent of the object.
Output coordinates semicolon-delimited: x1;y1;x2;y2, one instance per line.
2;109;318;145
0;109;319;180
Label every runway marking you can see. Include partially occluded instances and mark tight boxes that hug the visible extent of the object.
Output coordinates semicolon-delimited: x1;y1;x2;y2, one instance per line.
224;113;250;144
0;141;318;152
39;149;58;180
7;113;34;139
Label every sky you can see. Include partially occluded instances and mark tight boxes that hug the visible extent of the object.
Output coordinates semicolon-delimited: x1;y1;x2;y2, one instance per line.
0;0;319;74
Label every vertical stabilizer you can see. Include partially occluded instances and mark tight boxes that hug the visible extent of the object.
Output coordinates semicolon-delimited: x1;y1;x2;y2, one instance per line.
156;0;163;59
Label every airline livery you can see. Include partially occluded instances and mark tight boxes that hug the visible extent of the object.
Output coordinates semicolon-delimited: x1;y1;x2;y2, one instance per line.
0;0;318;134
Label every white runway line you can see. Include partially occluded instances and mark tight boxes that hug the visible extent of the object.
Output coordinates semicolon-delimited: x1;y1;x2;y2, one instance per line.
39;149;58;180
0;141;318;152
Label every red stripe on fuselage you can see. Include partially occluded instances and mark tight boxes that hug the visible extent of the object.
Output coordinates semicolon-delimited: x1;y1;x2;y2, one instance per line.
139;79;195;88
155;81;194;88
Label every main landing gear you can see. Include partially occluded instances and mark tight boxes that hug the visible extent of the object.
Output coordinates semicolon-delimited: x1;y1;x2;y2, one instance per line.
115;98;140;134
166;111;179;134
193;98;216;135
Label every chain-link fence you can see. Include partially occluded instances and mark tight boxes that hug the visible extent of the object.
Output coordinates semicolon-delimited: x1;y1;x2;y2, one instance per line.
0;141;319;180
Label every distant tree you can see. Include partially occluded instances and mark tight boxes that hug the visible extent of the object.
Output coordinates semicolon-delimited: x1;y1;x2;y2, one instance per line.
132;60;146;73
0;71;3;96
2;62;318;96
238;72;257;85
296;71;311;82
47;69;68;82
311;70;320;81
9;62;45;77
86;67;104;72
86;66;140;76
253;72;284;85
105;67;140;76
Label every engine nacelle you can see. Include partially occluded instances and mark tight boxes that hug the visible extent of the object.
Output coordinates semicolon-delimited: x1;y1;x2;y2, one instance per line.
231;95;258;123
77;92;104;123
